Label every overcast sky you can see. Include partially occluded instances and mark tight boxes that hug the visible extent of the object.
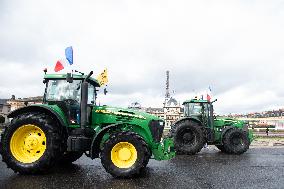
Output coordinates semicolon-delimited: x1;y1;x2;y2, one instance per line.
0;0;284;114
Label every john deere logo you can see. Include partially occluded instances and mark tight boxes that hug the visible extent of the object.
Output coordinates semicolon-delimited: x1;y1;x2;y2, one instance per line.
95;109;146;120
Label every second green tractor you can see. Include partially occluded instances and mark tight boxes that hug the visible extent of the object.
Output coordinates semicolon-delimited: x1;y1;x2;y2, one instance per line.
170;98;253;155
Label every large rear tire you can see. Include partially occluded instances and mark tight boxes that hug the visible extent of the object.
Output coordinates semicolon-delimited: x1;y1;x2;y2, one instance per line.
101;131;150;178
170;120;206;155
0;113;63;174
222;128;249;154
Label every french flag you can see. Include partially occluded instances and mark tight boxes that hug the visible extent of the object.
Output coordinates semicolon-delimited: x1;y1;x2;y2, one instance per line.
54;59;66;72
207;86;212;102
54;46;73;72
207;94;211;102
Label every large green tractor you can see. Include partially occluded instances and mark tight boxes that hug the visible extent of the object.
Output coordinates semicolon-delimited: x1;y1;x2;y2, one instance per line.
0;71;175;177
170;98;253;155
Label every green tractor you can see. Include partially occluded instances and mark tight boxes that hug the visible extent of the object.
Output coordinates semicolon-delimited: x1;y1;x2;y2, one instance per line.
0;71;175;177
170;98;253;155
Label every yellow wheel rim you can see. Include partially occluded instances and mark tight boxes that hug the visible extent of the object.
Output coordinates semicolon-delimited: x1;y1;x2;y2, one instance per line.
10;124;46;163
111;142;137;168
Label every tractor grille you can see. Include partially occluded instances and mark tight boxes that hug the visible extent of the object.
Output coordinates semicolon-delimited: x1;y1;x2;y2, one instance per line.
149;120;164;143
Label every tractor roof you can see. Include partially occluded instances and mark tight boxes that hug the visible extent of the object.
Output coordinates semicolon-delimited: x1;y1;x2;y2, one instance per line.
44;74;100;87
182;99;209;105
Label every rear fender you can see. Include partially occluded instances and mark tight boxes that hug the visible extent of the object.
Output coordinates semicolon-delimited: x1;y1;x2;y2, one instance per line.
7;105;68;131
173;117;202;127
219;126;250;144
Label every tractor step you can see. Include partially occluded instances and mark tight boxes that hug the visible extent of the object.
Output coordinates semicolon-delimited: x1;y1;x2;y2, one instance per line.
67;135;92;152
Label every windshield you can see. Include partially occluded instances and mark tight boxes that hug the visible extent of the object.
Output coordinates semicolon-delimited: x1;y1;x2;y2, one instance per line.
46;80;82;102
184;103;202;117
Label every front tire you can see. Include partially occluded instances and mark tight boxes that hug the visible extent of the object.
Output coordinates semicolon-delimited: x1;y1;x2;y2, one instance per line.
0;113;63;174
101;131;150;178
170;120;206;155
222;128;249;154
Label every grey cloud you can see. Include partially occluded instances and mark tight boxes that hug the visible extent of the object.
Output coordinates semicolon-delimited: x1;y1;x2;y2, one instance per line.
1;0;284;114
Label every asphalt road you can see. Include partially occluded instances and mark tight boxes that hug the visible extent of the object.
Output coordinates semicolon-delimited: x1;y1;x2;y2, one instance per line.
1;147;284;189
254;132;284;137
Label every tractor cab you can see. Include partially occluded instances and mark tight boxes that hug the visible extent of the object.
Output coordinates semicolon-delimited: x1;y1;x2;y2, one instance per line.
43;73;99;125
183;99;216;135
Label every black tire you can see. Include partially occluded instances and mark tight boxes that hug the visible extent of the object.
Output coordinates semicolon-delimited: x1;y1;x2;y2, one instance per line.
0;112;63;174
101;131;150;178
142;147;151;169
170;120;206;155
222;128;249;154
58;151;83;164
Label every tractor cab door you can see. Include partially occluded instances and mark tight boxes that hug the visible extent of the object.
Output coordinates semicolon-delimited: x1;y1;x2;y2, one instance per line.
86;84;96;125
201;103;210;128
45;79;82;124
204;103;215;142
184;102;214;142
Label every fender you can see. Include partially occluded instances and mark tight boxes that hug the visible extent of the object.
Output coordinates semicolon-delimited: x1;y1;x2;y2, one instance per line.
8;105;68;129
220;126;248;140
221;126;234;135
90;123;125;159
218;126;235;144
173;117;202;127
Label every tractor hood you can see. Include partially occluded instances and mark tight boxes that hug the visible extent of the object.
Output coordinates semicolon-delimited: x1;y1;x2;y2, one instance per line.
214;117;245;128
92;105;161;126
95;106;158;120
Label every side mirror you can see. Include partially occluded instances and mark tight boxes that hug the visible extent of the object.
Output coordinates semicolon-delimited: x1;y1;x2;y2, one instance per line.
104;88;108;95
66;73;73;83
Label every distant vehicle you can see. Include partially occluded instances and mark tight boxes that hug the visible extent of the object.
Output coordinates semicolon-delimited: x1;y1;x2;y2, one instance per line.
170;98;254;155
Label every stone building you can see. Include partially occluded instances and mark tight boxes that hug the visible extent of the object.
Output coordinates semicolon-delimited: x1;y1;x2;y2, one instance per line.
7;96;43;112
163;97;184;130
145;107;164;119
0;99;11;123
0;96;43;123
146;97;184;132
145;71;184;132
128;102;142;110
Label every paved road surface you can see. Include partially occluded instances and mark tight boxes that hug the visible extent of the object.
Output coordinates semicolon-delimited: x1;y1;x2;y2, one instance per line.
254;132;284;137
1;147;284;189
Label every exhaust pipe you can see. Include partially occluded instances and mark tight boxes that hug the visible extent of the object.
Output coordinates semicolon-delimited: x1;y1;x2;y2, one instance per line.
80;71;93;130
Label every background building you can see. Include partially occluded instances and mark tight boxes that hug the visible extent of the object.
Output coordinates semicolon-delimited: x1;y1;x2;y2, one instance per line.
146;98;183;132
0;99;11;123
145;71;184;133
0;96;43;124
7;96;43;112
